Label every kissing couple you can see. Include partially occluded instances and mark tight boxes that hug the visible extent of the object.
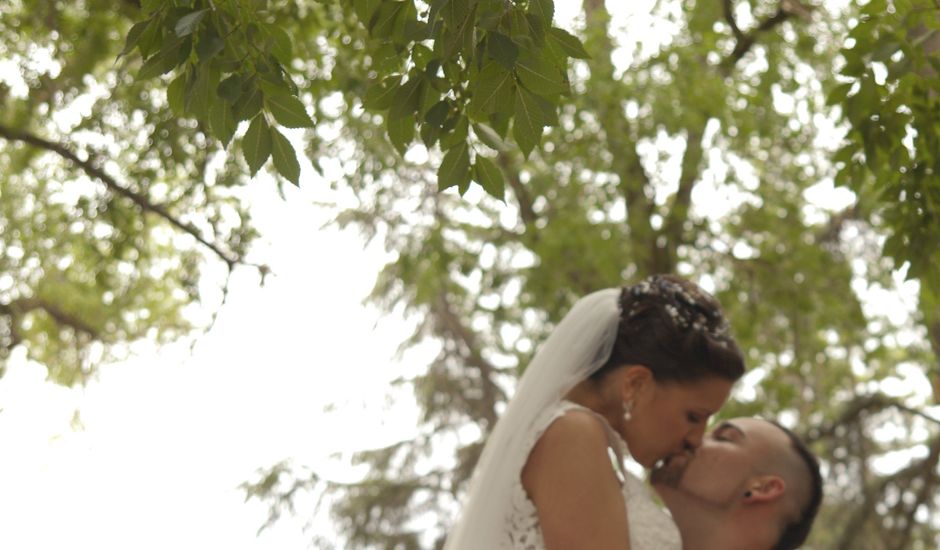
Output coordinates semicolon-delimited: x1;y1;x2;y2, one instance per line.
445;275;823;550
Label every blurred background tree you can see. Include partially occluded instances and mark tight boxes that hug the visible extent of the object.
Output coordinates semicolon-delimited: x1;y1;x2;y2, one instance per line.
3;0;940;549
0;0;264;385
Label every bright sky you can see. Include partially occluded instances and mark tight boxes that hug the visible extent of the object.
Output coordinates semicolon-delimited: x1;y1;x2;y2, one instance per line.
0;176;436;548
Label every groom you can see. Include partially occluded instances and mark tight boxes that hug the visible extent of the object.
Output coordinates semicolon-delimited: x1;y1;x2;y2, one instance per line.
651;417;823;550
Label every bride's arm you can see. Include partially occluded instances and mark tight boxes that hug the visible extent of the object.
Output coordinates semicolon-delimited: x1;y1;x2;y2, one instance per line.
522;410;631;549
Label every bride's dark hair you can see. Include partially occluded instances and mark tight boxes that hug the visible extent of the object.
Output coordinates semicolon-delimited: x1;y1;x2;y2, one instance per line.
591;274;744;383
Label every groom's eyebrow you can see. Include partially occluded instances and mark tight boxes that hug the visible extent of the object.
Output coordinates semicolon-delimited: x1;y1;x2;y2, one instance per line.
715;421;746;439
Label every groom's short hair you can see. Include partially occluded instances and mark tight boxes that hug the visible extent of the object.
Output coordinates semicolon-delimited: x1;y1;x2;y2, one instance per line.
769;421;823;550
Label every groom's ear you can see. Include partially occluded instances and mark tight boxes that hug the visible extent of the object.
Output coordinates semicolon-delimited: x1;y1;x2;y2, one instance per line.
743;475;786;504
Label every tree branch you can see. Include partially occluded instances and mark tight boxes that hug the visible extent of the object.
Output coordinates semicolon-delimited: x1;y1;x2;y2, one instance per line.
497;152;537;231
892;434;940;548
722;4;793;70
818;202;862;244
722;0;746;43
432;291;504;430
807;393;940;443
836;432;940;550
3;297;99;338
0;123;241;269
582;0;658;275
659;125;706;272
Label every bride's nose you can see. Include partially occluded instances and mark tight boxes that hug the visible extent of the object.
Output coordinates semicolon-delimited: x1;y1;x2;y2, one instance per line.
685;426;707;449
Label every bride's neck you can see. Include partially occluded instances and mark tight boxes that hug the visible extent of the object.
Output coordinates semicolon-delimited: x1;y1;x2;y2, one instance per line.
564;377;623;430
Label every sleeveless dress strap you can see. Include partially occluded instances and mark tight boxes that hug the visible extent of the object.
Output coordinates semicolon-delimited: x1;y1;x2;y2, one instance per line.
596;414;629;485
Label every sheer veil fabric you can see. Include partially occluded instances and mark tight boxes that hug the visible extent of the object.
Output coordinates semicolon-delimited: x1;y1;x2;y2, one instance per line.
445;288;622;549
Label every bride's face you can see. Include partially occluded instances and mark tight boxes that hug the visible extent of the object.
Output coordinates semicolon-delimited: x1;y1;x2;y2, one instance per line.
622;374;733;469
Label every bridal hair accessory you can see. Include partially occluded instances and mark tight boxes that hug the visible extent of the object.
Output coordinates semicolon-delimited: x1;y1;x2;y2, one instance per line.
623;399;634;422
626;275;731;340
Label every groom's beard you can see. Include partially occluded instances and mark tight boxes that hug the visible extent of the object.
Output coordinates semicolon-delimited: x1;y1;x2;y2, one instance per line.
649;453;691;488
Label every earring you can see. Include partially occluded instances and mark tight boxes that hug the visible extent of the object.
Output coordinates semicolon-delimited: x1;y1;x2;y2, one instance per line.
623;399;634;422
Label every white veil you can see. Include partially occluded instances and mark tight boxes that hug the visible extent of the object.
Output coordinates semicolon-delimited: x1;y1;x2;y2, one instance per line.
445;288;622;549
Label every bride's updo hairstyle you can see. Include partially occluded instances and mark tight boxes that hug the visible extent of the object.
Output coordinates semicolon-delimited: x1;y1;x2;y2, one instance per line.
591;274;744;383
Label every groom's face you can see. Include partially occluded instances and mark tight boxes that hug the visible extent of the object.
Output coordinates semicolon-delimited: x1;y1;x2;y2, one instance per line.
651;417;787;506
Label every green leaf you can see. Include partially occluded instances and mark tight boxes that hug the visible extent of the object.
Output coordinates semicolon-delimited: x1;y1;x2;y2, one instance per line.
137;15;163;58
528;0;554;24
196;27;225;62
442;0;471;28
257;73;286;97
354;0;382;26
516;50;568;95
233;81;264;121
420;120;443;148
405;19;430;42
242;115;272;176
487;32;520;69
137;39;186;80
871;39;901;63
209;100;237;146
218;74;244;103
175;9;208;37
469;61;515;118
533;90;559;125
929;57;940;76
437;141;471;192
267;25;294;66
412;43;435;70
419;88;442;118
489;111;510;136
513;86;547;157
511;11;545;47
473;122;509;151
428;0;451;24
442;2;477;57
887;56;912;81
265;92;314;128
424;100;450;128
440;115;469;150
363;78;402;111
547;27;590;59
271;127;301;185
119;19;150;58
826;82;854;106
473;155;505;199
372;2;404;39
166;71;188;115
387;111;416;155
389;77;426;118
186;65;220;120
141;0;162;14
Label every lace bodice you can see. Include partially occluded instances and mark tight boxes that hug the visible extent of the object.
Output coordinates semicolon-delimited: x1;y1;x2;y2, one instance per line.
504;401;682;549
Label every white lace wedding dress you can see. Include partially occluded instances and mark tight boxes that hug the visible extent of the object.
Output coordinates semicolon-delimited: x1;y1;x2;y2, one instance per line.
504;400;682;549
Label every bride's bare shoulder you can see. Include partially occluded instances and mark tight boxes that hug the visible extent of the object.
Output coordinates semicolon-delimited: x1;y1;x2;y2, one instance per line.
522;408;613;490
537;408;609;452
521;408;629;547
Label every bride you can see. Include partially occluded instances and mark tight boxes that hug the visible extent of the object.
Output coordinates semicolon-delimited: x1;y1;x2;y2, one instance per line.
444;275;745;549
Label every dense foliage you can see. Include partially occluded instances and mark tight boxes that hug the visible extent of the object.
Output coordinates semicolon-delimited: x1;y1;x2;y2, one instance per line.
3;1;940;549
